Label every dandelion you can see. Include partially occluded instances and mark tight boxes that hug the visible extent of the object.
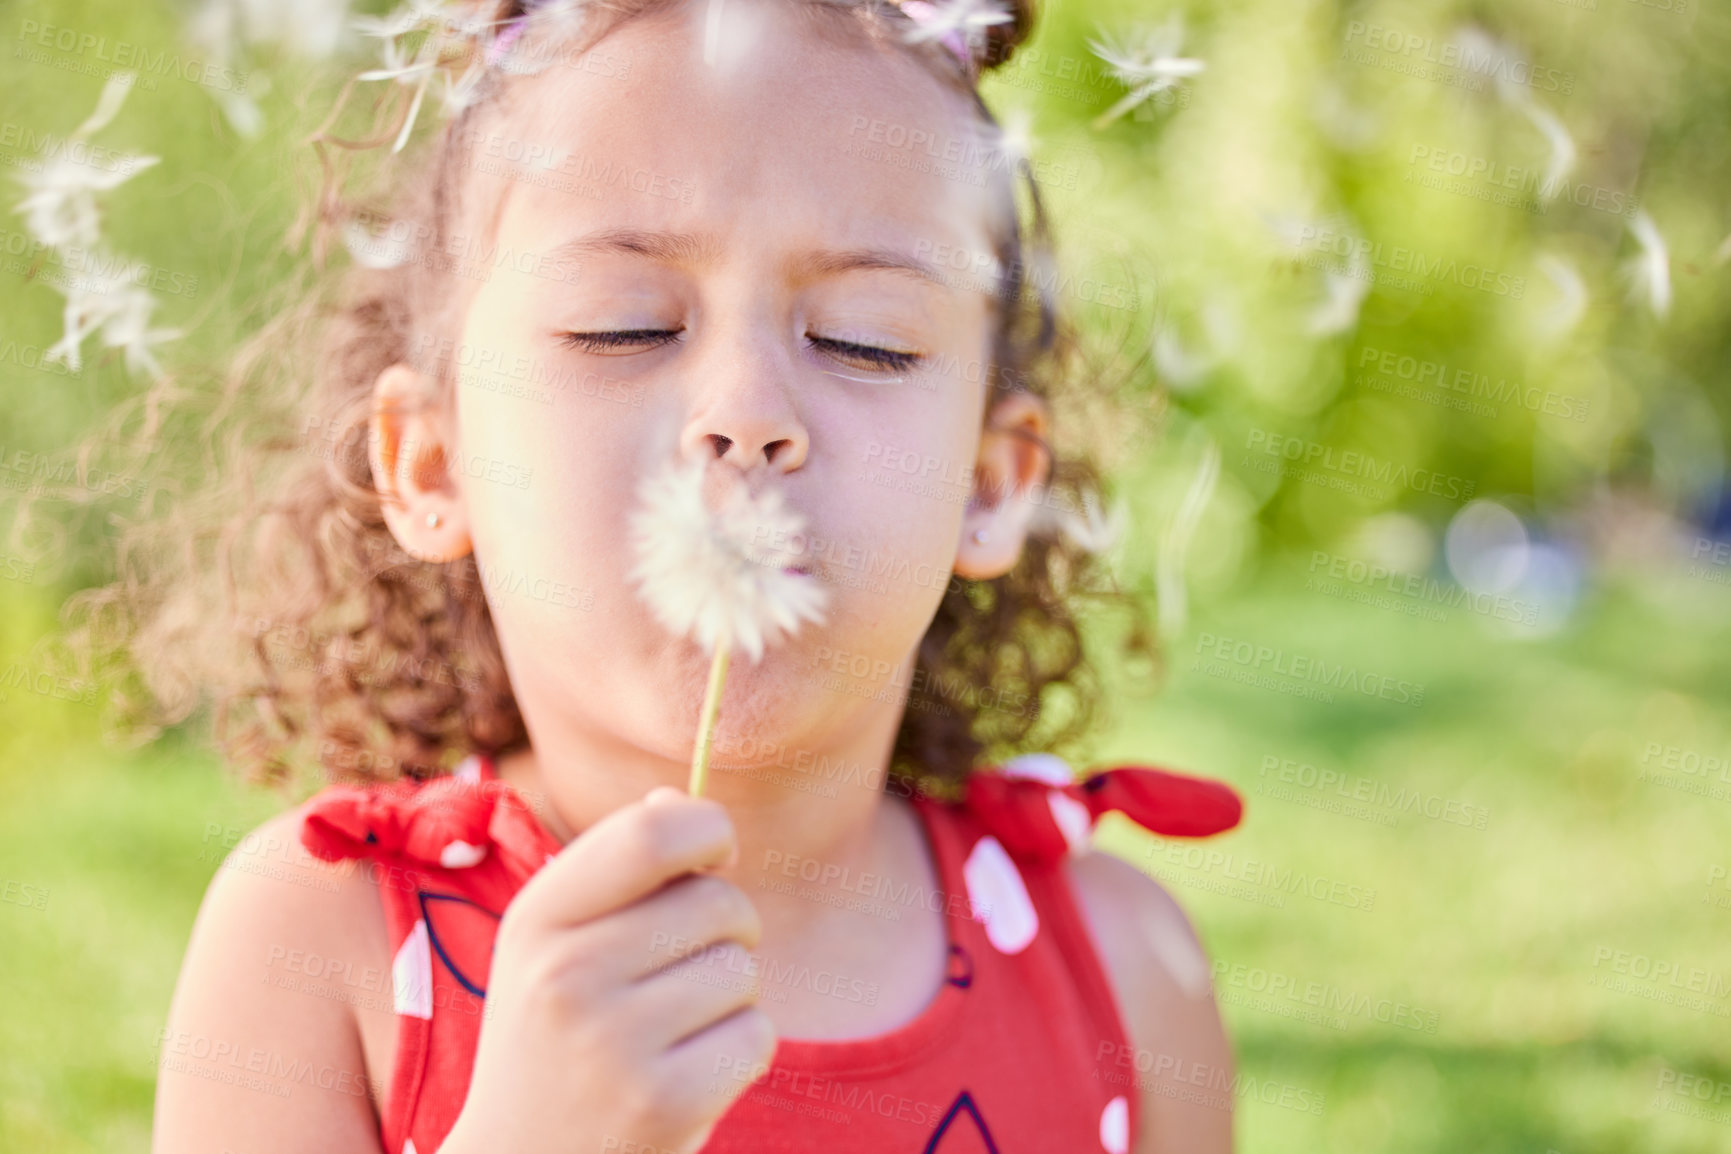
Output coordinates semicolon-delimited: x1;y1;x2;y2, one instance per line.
1087;16;1206;131
627;459;829;795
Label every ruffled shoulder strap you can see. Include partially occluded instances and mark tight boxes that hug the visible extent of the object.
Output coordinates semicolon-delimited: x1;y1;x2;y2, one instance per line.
959;752;1243;865
299;754;559;889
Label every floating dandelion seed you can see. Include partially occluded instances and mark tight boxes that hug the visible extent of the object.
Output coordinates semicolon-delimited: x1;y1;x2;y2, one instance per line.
1533;254;1587;340
11;72;178;378
1307;243;1371;336
1623;210;1671;319
627;459;829;795
1087;16;1205;131
13;75;158;251
1027;487;1128;556
1156;435;1219;641
1454;26;1576;202
897;0;1013;58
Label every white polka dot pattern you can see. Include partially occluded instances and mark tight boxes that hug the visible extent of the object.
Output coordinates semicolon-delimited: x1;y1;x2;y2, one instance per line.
1048;790;1095;855
1100;1094;1129;1153
963;835;1039;954
393;918;433;1019
439;839;486;869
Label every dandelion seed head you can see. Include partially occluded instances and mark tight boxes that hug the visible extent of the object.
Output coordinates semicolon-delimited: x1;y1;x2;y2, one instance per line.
627;460;830;664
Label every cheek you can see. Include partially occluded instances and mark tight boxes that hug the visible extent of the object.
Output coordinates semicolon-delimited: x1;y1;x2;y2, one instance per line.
828;403;976;613
451;324;648;646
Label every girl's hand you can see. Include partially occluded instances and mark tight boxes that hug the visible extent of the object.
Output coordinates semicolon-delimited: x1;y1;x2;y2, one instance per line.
442;786;775;1154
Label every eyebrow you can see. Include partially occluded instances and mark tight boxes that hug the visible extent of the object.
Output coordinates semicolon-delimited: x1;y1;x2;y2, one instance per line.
543;227;950;288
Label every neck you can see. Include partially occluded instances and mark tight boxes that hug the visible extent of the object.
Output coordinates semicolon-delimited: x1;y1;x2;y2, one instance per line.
492;698;917;946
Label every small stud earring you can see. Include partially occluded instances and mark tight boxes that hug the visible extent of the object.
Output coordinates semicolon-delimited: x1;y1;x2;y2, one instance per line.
426;511;442;530
972;528;989;545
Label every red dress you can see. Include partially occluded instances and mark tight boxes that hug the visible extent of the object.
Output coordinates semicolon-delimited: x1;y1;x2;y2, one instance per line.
299;753;1242;1154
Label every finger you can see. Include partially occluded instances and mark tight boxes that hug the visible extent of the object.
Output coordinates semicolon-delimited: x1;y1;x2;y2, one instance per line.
571;872;764;986
657;1005;779;1114
509;791;737;932
619;941;766;1051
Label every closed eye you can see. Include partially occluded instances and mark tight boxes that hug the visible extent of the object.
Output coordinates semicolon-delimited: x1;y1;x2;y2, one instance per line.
558;329;683;354
808;335;924;375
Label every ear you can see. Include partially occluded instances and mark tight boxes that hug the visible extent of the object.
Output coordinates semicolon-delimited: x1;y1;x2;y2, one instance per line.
369;363;473;563
954;390;1052;580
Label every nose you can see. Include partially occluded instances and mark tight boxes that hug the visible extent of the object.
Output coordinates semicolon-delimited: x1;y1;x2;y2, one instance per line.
678;338;810;475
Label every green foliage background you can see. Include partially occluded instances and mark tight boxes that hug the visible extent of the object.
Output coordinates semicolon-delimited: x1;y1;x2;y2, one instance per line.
1;0;1729;1150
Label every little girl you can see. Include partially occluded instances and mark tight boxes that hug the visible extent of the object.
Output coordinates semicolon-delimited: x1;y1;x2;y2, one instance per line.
136;0;1244;1150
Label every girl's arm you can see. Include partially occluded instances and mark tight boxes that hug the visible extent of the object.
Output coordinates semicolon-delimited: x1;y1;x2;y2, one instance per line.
152;804;390;1154
1067;848;1235;1154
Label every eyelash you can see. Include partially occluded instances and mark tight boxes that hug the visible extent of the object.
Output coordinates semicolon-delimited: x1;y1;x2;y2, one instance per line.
556;329;924;374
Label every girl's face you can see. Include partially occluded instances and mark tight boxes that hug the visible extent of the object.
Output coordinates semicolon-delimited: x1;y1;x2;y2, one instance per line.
386;4;1041;764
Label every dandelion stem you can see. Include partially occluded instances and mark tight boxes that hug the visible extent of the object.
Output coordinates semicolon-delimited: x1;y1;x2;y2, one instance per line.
688;640;731;796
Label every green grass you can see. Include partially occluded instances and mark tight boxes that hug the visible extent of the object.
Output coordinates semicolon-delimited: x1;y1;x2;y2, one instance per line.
1081;558;1731;1152
3;560;1729;1152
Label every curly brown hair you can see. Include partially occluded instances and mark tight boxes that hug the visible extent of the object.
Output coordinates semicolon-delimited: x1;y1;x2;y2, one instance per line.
41;0;1159;802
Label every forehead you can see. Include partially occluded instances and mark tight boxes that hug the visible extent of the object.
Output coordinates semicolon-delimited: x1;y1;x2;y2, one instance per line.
469;3;1008;270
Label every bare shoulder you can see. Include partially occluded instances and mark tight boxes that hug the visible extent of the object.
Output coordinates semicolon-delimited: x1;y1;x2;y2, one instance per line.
1064;847;1235;1154
152;801;391;1154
